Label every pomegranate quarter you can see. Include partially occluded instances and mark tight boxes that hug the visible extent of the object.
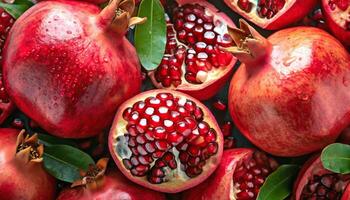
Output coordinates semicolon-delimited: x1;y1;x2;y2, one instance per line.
148;0;237;100
109;89;224;193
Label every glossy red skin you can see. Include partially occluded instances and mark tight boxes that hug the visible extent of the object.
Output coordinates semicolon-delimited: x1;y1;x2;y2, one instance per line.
229;27;350;156
293;154;350;200
3;0;141;138
57;170;166;200
322;0;350;47
223;0;317;30
0;129;56;200
182;148;254;200
37;0;107;4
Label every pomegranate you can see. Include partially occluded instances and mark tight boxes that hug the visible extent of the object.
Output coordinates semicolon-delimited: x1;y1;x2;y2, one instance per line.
109;89;224;193
0;129;56;200
226;19;350;157
294;154;350;199
322;0;350;48
2;0;144;138
148;0;237;100
223;0;318;30
182;148;278;200
57;158;166;200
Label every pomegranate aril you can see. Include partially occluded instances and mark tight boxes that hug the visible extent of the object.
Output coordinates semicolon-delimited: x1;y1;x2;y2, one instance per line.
185;166;203;177
155;140;169;151
198;121;210;135
123;159;133;170
188;145;201;157
153;127;167;139
238;0;253;12
203;31;216;44
186;32;196;44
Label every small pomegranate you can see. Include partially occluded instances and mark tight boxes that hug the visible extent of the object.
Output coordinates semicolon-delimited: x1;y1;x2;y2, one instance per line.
226;19;350;157
57;158;166;200
109;89;224;193
182;148;278;200
294;154;350;199
0;129;56;200
148;0;237;100
322;0;350;48
2;0;144;138
223;0;318;30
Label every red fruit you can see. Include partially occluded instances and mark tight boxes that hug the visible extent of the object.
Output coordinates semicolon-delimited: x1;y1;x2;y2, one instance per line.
57;158;166;200
109;89;224;193
182;148;278;200
148;0;238;100
2;0;144;138
294;154;350;200
322;0;350;47
0;129;56;200
226;19;350;157
224;0;318;30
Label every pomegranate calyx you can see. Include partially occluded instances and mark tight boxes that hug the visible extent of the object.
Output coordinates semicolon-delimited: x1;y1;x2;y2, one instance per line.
15;130;44;164
71;158;109;190
225;19;271;65
99;0;146;34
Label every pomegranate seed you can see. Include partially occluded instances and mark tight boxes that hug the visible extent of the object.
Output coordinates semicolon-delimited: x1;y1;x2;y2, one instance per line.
213;100;227;111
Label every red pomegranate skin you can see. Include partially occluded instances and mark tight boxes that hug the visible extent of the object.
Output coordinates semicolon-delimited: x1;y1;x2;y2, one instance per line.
0;129;56;200
229;27;350;156
57;170;166;200
2;0;141;138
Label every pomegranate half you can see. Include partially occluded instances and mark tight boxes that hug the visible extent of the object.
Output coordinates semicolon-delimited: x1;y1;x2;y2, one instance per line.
182;148;278;200
293;154;350;199
226;19;350;157
109;89;224;193
57;158;166;200
2;0;143;138
0;129;56;200
148;0;237;100
322;0;350;48
223;0;318;30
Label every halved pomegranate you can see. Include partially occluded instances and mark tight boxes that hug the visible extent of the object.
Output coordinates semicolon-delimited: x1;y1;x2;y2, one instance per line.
108;89;224;193
322;0;350;48
294;154;350;199
182;148;278;200
148;0;237;100
223;0;318;30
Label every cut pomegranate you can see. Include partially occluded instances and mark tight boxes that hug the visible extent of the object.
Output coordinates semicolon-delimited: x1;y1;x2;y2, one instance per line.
224;0;318;30
148;0;237;100
109;89;224;193
294;154;350;200
322;0;350;47
182;148;278;200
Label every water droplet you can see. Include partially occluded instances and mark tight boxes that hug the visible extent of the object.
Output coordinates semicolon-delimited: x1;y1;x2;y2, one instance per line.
103;57;109;63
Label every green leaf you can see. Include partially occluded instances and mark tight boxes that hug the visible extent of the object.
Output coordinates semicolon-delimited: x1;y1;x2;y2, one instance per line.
43;145;95;183
257;165;300;200
135;0;166;70
38;133;77;147
0;0;33;19
321;143;350;174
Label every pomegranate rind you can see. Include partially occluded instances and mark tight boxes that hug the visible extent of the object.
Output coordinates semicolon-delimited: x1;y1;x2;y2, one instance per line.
321;0;350;47
150;0;238;100
182;148;254;200
108;89;224;193
223;0;318;30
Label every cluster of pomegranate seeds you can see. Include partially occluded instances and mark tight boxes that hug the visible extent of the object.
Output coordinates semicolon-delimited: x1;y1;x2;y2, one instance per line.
118;92;219;184
257;0;286;19
232;151;278;200
155;3;233;87
0;8;14;63
301;173;350;199
328;0;350;30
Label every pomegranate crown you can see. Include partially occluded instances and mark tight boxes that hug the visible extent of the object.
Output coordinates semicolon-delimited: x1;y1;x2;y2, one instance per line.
15;130;44;164
99;0;146;34
71;158;109;190
224;19;271;65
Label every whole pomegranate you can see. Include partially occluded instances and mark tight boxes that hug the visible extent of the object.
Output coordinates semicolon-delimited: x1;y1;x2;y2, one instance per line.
322;0;350;48
2;0;143;138
182;148;278;200
223;0;317;30
148;0;237;100
109;89;224;193
57;158;166;200
226;19;350;157
0;129;56;200
294;154;350;199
